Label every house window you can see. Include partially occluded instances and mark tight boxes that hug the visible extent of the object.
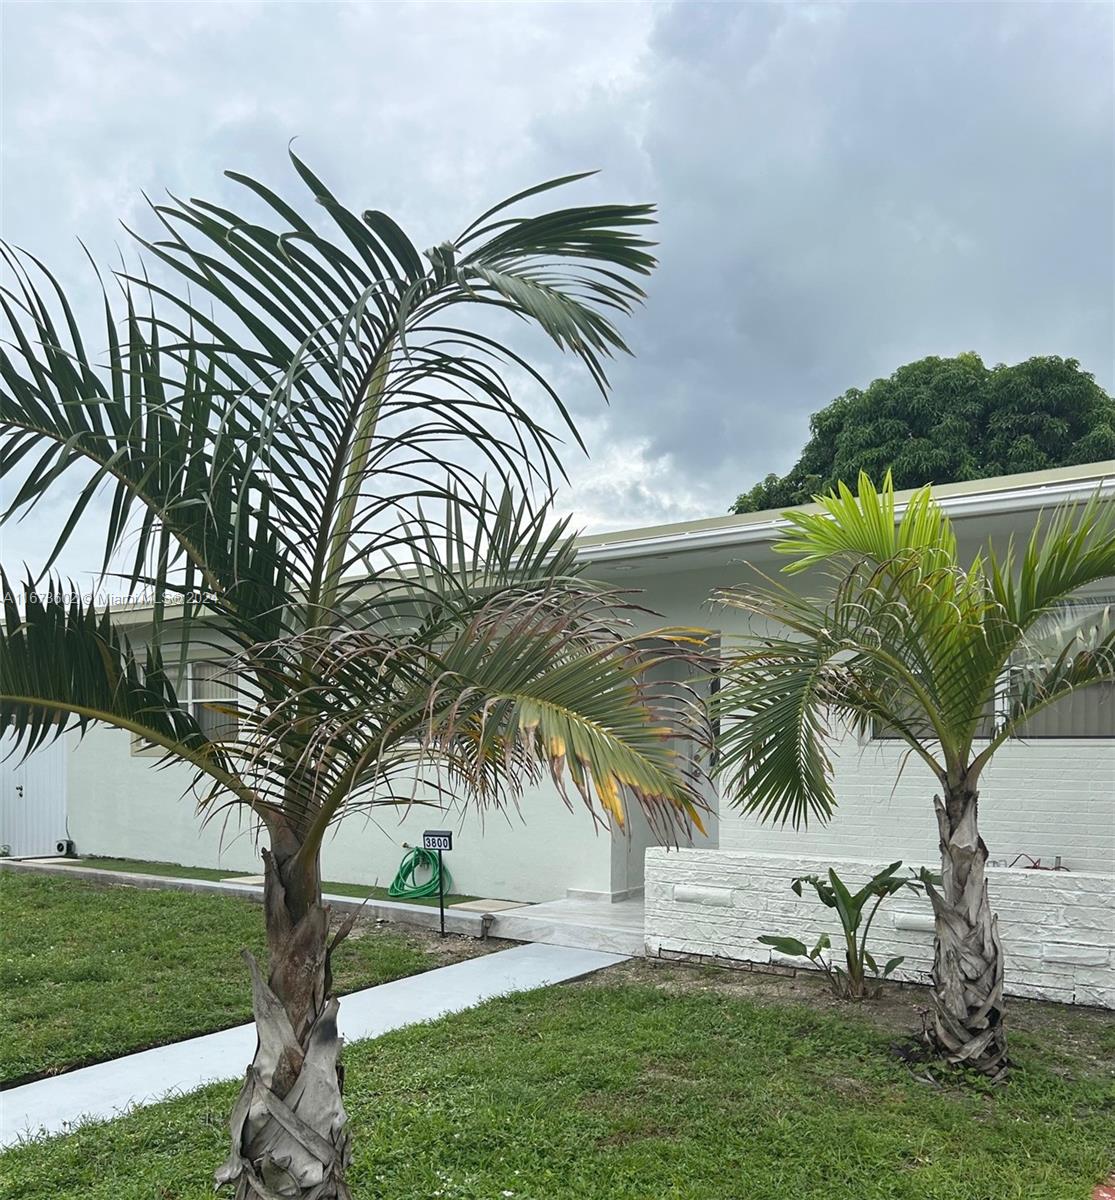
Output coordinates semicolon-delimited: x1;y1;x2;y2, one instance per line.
189;661;240;741
1010;594;1114;740
873;595;1113;742
131;660;239;755
1011;680;1114;739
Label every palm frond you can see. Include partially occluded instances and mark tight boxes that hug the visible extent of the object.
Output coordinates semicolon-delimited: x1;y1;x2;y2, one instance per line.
713;635;838;828
986;490;1115;631
775;472;958;576
1;157;657;634
714;567;948;826
0;157;717;857
234;585;712;859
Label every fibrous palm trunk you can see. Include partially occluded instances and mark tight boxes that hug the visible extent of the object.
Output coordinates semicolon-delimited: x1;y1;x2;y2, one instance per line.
925;785;1008;1078
215;842;353;1198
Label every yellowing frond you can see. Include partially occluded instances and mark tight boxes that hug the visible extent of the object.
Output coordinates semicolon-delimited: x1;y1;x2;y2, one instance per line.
595;771;625;827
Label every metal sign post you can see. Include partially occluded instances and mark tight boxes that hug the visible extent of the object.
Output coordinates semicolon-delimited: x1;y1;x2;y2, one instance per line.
422;829;453;936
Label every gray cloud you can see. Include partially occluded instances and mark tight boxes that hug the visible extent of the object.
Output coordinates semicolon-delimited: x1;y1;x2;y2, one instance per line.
2;0;1111;577
617;1;1114;503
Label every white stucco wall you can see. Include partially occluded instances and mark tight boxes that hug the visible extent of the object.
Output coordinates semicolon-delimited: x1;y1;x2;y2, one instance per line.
67;727;262;874
313;781;616;902
66;725;615;902
645;848;1115;1008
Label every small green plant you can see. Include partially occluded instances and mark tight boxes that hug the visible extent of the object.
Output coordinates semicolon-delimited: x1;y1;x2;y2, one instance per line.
759;862;930;1000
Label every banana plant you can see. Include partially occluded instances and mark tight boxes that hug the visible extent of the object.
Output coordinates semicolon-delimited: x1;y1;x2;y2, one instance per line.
0;155;711;1197
759;862;929;999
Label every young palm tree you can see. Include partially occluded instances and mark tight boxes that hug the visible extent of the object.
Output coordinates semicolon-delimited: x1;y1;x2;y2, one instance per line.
715;474;1115;1079
0;156;709;1196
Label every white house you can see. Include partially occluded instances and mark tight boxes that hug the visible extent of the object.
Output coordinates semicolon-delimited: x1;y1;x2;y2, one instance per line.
3;461;1113;1003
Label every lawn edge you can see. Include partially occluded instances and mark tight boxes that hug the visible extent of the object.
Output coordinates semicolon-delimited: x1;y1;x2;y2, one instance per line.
0;859;489;937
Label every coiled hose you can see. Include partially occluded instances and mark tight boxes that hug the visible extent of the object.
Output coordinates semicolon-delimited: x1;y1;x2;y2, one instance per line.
387;846;452;899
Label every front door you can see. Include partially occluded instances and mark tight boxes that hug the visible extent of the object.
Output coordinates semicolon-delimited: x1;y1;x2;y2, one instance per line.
0;732;69;857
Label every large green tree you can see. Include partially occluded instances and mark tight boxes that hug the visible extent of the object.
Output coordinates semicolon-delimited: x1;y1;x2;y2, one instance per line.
715;475;1115;1078
732;353;1115;514
0;158;708;1196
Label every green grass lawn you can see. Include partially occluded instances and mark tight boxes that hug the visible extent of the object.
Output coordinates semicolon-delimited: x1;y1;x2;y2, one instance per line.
0;871;491;1086
2;960;1113;1200
47;855;479;907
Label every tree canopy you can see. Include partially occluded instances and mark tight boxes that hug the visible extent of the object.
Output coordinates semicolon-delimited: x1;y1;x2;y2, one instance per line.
731;354;1115;514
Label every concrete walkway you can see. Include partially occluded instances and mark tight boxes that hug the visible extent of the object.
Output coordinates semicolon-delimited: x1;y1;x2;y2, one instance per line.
0;943;625;1148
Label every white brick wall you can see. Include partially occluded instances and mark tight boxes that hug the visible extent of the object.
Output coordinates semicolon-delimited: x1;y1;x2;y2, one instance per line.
645;848;1115;1008
720;733;1115;874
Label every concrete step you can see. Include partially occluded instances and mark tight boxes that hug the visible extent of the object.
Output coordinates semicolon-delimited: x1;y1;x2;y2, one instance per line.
490;902;646;956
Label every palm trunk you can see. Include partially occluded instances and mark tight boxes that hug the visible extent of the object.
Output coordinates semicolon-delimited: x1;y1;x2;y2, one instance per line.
924;784;1008;1078
215;834;353;1198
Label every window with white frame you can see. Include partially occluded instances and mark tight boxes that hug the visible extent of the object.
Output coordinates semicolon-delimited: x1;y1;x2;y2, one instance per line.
1008;595;1114;740
131;659;240;755
1010;679;1114;738
873;595;1114;742
188;660;240;741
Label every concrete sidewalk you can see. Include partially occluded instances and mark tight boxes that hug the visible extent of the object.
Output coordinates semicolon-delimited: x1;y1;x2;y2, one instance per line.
0;943;625;1148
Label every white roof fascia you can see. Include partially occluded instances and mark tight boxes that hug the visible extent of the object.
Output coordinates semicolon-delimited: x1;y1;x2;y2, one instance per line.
577;475;1115;565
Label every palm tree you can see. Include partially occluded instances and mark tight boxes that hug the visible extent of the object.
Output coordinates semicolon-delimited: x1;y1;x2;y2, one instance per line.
715;474;1115;1079
0;156;709;1196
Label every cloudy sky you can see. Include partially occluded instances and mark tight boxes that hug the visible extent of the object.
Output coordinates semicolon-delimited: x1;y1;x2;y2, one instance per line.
2;0;1112;581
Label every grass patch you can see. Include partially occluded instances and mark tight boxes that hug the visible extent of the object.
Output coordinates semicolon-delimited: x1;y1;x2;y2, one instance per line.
47;856;480;907
2;963;1113;1199
0;871;493;1086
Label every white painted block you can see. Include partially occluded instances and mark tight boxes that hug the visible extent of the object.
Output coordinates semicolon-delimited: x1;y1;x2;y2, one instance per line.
1071;964;1115;987
1074;984;1115;1008
673;884;734;907
1042;943;1110;967
1063;906;1115;931
769;949;810;967
893;912;936;932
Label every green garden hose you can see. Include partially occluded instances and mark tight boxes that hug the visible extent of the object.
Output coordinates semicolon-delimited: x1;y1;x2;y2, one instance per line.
387;846;452;899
